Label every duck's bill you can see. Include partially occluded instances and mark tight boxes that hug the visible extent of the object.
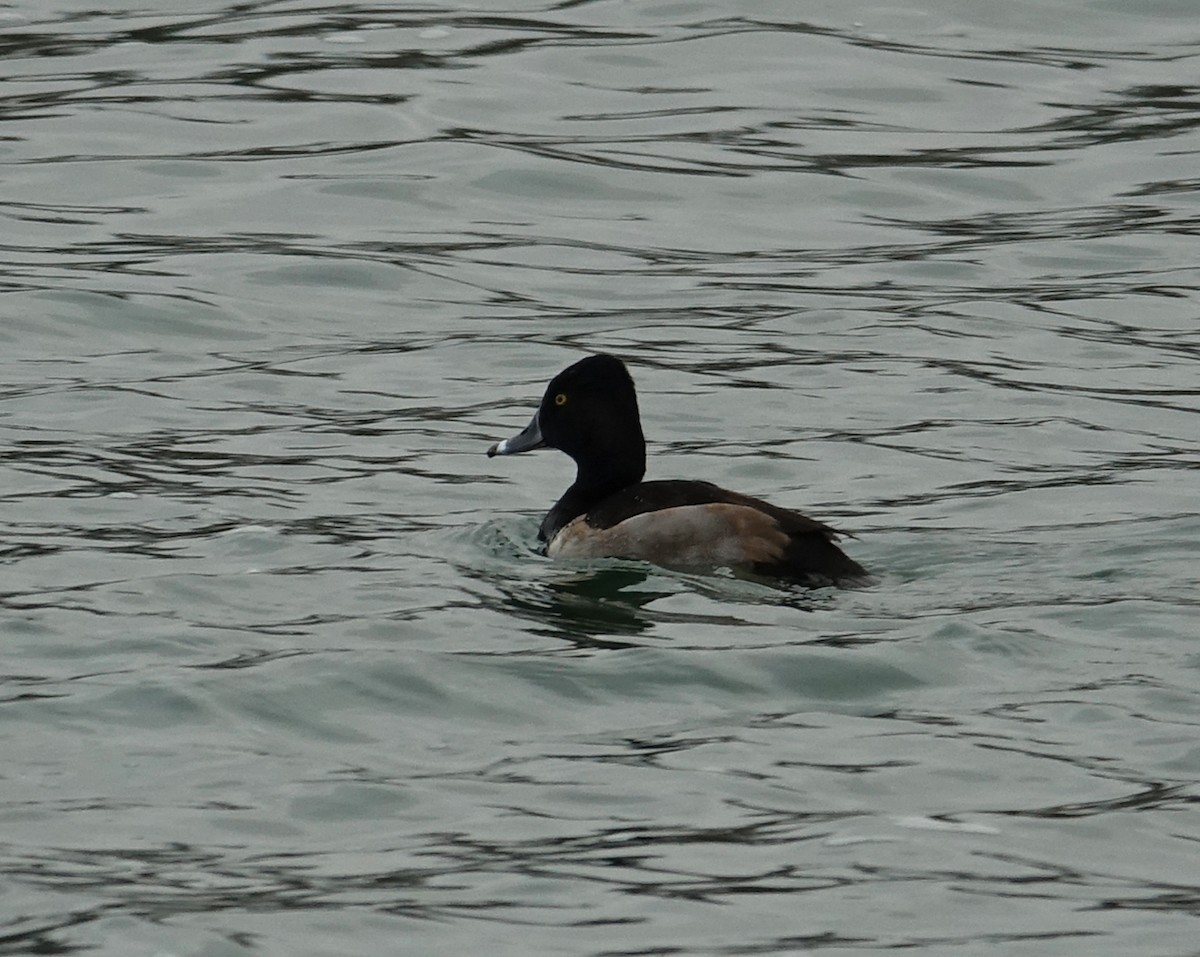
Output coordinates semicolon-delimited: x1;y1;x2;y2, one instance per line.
487;413;545;457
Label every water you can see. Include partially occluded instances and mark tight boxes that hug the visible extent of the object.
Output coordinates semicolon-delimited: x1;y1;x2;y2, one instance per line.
2;1;1199;954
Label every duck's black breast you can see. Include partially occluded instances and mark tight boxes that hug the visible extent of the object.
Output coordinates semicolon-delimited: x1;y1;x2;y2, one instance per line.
547;480;868;586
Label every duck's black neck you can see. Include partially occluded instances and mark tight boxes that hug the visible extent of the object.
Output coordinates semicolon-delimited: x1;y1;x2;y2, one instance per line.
539;455;645;542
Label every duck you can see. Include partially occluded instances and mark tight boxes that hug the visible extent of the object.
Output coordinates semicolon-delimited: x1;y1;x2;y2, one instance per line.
487;354;868;587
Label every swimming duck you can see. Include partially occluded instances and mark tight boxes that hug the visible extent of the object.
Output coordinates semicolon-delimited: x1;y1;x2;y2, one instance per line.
487;354;868;586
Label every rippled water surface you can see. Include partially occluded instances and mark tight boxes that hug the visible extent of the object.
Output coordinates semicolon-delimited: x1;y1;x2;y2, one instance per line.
3;1;1199;954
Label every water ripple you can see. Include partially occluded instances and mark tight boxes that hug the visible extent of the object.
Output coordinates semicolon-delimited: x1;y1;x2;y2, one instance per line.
3;2;1200;955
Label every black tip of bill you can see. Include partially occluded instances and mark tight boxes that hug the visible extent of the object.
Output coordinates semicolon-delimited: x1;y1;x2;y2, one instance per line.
487;413;545;458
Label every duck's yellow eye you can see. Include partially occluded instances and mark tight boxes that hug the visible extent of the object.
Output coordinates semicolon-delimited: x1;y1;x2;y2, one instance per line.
554;392;568;407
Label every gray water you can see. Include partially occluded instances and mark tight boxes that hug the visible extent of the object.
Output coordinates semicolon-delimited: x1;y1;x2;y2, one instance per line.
3;1;1199;955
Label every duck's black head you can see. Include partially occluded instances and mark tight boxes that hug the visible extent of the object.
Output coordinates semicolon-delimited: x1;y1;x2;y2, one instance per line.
487;354;646;490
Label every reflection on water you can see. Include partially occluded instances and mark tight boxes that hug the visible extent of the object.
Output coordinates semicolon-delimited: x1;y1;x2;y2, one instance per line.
3;1;1200;955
